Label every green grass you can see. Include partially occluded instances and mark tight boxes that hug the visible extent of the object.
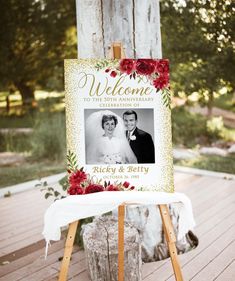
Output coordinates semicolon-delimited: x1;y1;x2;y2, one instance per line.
174;154;235;175
0;90;65;128
0;160;66;188
0;112;66;159
172;106;235;147
213;93;235;113
0;132;32;152
30;112;66;161
172;107;208;147
0;114;35;128
223;126;235;142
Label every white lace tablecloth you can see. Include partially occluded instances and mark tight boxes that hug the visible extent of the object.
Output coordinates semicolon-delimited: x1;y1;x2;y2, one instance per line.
43;191;195;244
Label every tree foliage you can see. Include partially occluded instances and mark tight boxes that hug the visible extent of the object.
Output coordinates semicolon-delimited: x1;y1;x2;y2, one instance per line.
0;0;76;105
161;0;234;113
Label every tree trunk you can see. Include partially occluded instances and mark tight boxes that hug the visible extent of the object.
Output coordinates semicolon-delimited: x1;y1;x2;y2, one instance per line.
83;216;141;281
75;0;197;267
207;91;214;117
14;81;37;108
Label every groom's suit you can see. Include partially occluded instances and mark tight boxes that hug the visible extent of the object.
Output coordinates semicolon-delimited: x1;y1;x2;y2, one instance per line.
127;127;155;163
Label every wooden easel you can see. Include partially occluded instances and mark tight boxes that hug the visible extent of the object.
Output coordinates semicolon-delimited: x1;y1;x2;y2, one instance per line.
58;42;183;281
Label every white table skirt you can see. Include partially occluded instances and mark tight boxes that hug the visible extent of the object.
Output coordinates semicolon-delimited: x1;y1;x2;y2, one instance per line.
43;191;195;244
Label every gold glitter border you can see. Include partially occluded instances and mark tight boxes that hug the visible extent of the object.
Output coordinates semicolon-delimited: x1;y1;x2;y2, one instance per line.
64;59;174;193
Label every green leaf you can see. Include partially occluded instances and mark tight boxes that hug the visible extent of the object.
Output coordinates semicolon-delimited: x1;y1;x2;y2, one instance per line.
161;88;171;109
54;191;61;197
67;151;79;171
45;193;52;199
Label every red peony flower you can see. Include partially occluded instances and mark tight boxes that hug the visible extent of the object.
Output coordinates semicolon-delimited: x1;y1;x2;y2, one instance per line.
153;74;169;90
123;181;130;188
68;185;84;195
110;71;117;78
85;184;104;194
155;59;169;75
136;59;156;76
119;59;136;75
105;68;110;73
130;186;135;190
69;170;87;186
106;184;119;191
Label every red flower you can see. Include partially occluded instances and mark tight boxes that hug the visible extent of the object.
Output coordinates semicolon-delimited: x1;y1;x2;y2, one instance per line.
136;59;156;76
153;74;169;90
85;184;104;194
106;184;119;191
130;186;135;190
119;59;136;75
68;185;84;195
110;71;117;78
69;170;87;186
123;181;130;188
155;59;169;75
105;68;110;73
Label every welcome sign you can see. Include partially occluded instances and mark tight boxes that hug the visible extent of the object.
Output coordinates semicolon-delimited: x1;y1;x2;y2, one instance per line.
64;59;174;192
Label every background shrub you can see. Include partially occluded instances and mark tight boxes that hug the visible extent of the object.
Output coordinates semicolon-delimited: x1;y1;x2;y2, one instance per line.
206;116;225;140
30;112;66;161
172;107;208;147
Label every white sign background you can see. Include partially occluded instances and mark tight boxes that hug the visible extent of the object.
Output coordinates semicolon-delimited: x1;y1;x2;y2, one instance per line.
64;59;174;192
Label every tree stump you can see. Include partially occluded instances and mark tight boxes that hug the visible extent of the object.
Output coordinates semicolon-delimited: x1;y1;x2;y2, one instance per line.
82;215;142;281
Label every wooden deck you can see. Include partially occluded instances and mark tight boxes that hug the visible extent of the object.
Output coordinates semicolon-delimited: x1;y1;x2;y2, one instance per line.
0;171;235;280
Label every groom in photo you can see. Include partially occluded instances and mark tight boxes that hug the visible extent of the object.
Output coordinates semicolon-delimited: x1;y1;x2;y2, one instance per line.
123;110;155;163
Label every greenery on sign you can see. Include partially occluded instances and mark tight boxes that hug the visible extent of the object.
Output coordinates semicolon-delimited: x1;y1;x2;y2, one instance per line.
94;60;115;72
161;88;172;109
67;150;79;173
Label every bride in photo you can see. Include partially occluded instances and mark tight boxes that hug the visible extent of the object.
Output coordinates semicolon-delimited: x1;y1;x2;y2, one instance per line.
86;110;137;164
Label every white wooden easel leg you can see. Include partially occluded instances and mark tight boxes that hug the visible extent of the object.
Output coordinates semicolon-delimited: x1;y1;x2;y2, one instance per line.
58;220;79;281
118;205;125;281
159;204;184;281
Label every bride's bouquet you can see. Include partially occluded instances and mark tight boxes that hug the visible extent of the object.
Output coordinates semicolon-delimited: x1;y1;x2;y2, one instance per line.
102;153;123;164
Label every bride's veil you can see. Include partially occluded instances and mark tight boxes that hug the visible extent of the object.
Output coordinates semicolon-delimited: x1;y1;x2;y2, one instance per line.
85;110;137;164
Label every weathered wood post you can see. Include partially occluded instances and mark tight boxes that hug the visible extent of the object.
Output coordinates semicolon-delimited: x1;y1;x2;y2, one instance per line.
75;0;169;262
76;0;162;58
75;0;188;265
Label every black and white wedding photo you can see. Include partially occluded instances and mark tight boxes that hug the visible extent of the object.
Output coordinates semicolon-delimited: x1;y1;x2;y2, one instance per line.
85;108;155;165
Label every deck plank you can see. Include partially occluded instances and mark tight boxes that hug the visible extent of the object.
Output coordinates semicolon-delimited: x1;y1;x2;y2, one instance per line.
191;240;235;280
174;224;235;281
0;240;65;277
215;259;235;281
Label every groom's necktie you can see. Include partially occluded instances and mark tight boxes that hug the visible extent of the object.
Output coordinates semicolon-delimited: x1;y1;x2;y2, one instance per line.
127;131;130;142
